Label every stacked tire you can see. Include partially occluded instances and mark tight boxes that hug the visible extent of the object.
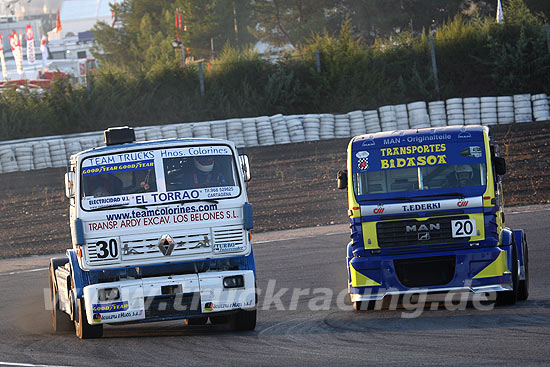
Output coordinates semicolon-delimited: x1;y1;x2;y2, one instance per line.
480;97;498;126
15;145;34;171
48;139;67;168
242;117;259;146
192;122;212;139
497;96;515;124
176;123;193;139
226;119;246;147
286;116;305;143
531;94;550;122
32;142;52;169
256;116;275;146
379;106;398;131
0;146;18;172
303;114;321;141
144;127;162;141
363;110;381;133
395;104;410;130
319;114;335;140
408;101;430;129
446;98;464;126
334;114;351;138
514;94;532;123
348;110;366;136
210;120;228;140
270;114;290;144
428;101;447;127
463;97;481;125
161;125;178;139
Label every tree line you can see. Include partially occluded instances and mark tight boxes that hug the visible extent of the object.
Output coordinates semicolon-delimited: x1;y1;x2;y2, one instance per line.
0;0;548;141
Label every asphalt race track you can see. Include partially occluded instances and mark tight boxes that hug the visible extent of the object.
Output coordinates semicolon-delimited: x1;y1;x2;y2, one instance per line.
0;208;549;367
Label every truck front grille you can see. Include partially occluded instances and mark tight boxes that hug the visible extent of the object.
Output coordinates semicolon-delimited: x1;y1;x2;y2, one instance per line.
376;216;469;248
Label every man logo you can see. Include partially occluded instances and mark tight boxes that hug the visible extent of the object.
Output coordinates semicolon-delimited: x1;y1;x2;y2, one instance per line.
158;234;176;256
406;223;441;232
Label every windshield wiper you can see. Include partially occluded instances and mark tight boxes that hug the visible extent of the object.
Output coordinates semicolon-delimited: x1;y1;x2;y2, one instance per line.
411;192;465;200
164;198;220;206
89;203;149;211
89;203;130;211
360;197;414;203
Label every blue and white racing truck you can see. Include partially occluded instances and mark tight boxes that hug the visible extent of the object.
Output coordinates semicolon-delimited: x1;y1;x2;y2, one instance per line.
338;125;529;310
49;127;257;338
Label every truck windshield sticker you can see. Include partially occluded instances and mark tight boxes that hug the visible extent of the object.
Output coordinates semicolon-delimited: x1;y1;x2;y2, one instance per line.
82;159;154;176
80;145;240;210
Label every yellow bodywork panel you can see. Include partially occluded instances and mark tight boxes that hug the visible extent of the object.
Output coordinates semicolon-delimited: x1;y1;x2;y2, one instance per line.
362;213;486;249
349;263;381;287
473;250;510;279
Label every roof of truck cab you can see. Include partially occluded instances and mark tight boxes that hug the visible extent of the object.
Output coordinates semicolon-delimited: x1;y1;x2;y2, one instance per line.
351;125;488;150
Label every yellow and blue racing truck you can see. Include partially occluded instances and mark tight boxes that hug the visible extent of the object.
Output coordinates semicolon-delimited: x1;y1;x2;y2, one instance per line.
337;125;529;310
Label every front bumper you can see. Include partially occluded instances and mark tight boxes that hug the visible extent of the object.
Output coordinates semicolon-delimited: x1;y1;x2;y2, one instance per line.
82;270;255;325
348;246;513;302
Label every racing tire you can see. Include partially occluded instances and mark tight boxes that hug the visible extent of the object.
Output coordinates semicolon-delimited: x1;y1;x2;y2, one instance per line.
518;234;529;301
184;317;208;326
49;266;74;333
75;298;103;339
229;309;256;331
496;245;518;306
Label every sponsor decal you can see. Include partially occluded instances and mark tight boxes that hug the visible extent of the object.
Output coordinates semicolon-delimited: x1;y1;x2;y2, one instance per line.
93;313;102;322
204;302;214;311
361;197;483;216
356;151;370;159
213;242;246;254
158;234;176;256
92;301;129;314
87;209;240;232
460;146;482;158
379;143;447;170
99;310;144;321
159;146;232;158
373;205;384;215
357;158;369;170
82;159;154;176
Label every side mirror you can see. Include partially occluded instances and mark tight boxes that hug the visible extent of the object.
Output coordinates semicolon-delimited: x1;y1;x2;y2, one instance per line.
239;154;251;182
337;170;347;190
494;156;506;176
65;171;75;198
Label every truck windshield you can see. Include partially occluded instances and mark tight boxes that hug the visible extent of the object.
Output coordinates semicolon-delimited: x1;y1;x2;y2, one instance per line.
80;145;240;210
354;163;487;195
351;140;487;197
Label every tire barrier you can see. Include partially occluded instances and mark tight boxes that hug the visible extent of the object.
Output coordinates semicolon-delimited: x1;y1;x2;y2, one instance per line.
1;93;549;173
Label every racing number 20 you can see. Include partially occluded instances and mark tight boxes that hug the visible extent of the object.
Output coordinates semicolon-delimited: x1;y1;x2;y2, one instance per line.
96;239;118;259
451;219;476;238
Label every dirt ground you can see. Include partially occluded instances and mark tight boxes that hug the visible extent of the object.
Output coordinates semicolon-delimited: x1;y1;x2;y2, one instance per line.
1;121;549;259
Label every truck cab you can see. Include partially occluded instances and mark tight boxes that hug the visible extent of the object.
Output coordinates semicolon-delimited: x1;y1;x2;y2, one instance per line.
50;127;257;338
338;126;528;310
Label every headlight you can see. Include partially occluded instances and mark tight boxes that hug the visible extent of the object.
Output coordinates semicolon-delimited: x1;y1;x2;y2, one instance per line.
223;275;244;288
98;287;120;301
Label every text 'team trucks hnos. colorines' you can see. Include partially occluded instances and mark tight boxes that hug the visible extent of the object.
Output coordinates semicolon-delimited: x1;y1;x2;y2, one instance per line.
49;127;257;338
337;125;529;310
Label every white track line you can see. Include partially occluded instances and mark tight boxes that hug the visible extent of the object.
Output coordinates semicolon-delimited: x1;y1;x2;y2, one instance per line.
0;362;70;367
0;267;48;277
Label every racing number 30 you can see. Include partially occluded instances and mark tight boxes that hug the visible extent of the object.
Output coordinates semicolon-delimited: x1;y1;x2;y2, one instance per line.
451;219;476;238
96;239;118;259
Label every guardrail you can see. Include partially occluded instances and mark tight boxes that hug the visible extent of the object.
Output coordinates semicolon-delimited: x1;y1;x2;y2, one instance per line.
0;93;548;173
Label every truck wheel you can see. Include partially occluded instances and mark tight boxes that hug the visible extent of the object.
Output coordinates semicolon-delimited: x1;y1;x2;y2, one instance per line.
229;309;256;331
496;245;518;306
49;266;73;332
184;317;208;326
518;235;529;301
75;298;103;339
